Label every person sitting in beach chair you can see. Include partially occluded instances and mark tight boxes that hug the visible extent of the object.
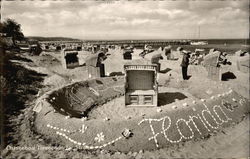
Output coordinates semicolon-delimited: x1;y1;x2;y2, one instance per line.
218;52;230;65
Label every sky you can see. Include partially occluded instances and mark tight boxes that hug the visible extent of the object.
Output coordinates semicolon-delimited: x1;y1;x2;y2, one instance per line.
1;0;249;40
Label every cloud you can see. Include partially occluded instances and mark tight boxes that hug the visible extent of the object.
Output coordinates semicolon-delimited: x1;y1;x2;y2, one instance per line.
1;0;249;39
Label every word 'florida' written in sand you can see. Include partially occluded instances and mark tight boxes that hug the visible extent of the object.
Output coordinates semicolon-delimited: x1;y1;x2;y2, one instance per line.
138;97;246;148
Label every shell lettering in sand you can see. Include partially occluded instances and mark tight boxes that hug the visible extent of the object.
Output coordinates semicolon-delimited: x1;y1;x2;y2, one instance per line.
176;119;194;140
139;103;234;147
239;98;246;105
213;105;232;123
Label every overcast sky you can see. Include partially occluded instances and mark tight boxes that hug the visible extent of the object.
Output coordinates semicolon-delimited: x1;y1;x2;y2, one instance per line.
1;0;249;40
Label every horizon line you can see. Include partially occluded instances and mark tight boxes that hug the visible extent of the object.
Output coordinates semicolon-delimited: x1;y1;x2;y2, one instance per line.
27;36;249;41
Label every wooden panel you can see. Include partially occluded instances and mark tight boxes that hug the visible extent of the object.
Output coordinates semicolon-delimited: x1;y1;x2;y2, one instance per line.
125;94;157;107
207;66;221;81
143;95;153;105
127;70;154;90
99;64;105;77
237;57;249;73
129;95;139;105
87;66;100;78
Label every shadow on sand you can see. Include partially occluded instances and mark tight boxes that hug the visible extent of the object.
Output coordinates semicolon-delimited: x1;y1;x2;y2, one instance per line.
221;71;236;81
158;92;188;106
186;75;192;80
159;68;172;74
109;72;124;76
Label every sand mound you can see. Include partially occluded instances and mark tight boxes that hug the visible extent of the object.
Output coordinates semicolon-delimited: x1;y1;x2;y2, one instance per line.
35;87;249;152
34;74;250;153
46;76;124;117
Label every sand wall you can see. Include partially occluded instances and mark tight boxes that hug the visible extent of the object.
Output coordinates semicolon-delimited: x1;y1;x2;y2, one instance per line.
34;80;250;152
38;77;124;118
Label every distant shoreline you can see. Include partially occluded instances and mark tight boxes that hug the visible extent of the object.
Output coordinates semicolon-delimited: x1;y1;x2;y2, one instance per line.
27;36;249;45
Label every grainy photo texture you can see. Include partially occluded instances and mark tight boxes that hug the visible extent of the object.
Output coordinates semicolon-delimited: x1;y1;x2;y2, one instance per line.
0;0;249;158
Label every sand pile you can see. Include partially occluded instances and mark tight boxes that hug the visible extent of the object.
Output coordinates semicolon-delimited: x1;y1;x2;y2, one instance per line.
46;77;124;117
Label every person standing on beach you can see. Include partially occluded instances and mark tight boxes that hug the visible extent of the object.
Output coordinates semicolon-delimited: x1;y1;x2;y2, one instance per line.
181;50;191;80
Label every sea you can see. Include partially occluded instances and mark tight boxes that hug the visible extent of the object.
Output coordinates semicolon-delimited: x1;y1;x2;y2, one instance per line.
193;39;249;45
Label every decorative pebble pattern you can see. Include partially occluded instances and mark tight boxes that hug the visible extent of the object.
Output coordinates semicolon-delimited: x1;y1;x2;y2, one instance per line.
47;124;123;149
156;108;162;112
94;132;105;142
138;94;237;148
47;124;75;133
46;90;247;150
172;105;177;109
201;99;206;102
80;124;88;133
56;131;123;149
239;98;247;105
183;103;188;107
